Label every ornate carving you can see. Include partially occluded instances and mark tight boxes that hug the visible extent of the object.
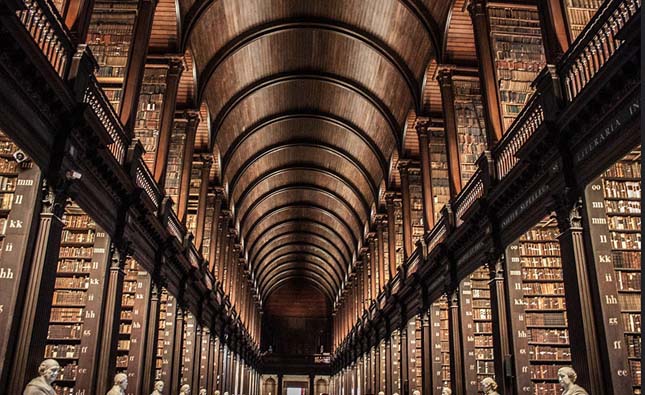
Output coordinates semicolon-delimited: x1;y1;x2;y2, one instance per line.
553;195;584;233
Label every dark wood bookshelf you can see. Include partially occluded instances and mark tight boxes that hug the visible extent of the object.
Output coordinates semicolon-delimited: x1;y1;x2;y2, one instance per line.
506;218;571;395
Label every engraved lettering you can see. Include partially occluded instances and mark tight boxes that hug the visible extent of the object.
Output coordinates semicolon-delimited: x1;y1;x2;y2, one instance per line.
0;267;14;279
605;295;618;305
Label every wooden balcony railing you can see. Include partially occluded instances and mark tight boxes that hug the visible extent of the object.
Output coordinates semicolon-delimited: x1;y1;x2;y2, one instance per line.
135;159;162;211
426;217;447;254
83;75;128;164
454;171;484;224
493;95;545;180
166;209;184;242
16;0;72;78
559;0;640;101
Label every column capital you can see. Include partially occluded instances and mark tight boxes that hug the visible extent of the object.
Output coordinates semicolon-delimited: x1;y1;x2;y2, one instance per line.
167;56;185;76
466;0;487;17
201;154;214;170
436;65;457;86
397;158;413;173
552;196;584;233
213;186;226;197
374;213;388;225
182;108;201;123
414;117;431;137
384;191;398;204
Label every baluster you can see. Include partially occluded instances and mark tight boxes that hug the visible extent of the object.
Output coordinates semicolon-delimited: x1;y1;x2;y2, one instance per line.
586;48;596;78
593;37;605;67
604;24;616;54
571;64;580;98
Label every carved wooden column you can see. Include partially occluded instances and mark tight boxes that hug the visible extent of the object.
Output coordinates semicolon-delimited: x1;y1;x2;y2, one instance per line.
536;0;570;63
7;183;67;394
420;311;432;395
216;212;231;284
206;330;215;394
143;282;162;393
385;337;393;395
228;246;240;303
177;111;199;222
376;216;387;290
398;161;414;259
192;324;203;391
447;289;465;395
208;336;218;394
154;58;184;185
159;293;178;392
374;337;381;393
415;120;435;231
555;199;604;395
208;188;224;274
366;343;373;395
385;194;397;277
176;111;199;221
360;253;369;310
170;305;186;395
96;245;127;395
63;0;94;43
278;373;284;395
467;0;503;145
195;156;213;251
436;68;462;197
399;322;410;395
487;256;513;395
221;232;233;296
369;234;378;302
220;343;229;392
119;0;159;133
229;350;237;393
217;340;225;391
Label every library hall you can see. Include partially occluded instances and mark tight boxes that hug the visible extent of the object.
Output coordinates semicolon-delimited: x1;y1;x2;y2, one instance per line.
0;0;640;394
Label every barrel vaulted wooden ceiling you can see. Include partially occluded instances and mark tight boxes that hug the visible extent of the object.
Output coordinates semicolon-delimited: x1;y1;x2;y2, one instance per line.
152;0;477;307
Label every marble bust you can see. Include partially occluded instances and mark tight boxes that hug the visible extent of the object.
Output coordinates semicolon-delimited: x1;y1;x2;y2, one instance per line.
558;367;589;395
441;388;452;395
151;380;164;395
179;384;191;395
107;373;128;395
481;377;499;395
23;359;60;395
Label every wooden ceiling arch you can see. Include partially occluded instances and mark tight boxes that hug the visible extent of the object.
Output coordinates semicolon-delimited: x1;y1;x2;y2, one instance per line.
239;187;365;246
252;233;349;276
180;0;442;60
229;146;378;214
208;73;403;151
247;220;352;264
174;0;451;305
226;143;379;207
245;208;357;257
259;266;338;303
256;248;344;290
194;20;420;105
242;202;358;254
233;167;372;223
256;252;344;288
221;113;389;179
263;273;335;303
